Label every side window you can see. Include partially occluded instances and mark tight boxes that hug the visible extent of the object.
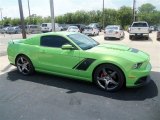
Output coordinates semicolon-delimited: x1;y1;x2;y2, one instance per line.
40;35;70;48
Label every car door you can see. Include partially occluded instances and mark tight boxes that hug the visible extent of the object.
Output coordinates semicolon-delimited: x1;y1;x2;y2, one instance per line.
38;35;80;76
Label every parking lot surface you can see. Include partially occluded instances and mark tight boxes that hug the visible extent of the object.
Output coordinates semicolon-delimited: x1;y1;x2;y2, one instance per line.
0;32;160;120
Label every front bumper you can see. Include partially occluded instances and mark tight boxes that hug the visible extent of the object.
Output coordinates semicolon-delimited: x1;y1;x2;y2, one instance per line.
126;62;152;87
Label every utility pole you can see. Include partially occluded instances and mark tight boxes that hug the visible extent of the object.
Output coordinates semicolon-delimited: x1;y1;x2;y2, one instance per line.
50;0;55;31
102;0;105;29
27;0;31;23
0;8;3;25
18;0;26;39
133;0;136;22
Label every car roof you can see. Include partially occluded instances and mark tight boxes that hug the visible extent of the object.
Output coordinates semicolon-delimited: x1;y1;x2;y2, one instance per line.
29;32;77;38
106;25;120;27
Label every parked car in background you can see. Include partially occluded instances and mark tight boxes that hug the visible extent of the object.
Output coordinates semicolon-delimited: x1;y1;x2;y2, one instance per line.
0;28;5;34
67;26;80;32
104;25;124;40
3;27;10;33
149;26;154;33
74;24;86;33
6;26;21;34
157;26;160;40
89;23;102;32
129;21;149;40
83;26;99;36
41;23;62;33
26;25;41;34
127;26;131;33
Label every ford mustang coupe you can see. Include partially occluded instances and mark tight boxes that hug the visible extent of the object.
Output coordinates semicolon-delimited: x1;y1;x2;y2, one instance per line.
7;32;151;92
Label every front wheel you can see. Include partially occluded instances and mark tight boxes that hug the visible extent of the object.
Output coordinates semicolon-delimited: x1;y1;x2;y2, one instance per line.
16;55;34;75
93;64;125;92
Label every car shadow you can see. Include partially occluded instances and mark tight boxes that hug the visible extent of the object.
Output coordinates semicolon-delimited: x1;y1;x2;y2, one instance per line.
130;36;153;42
104;37;124;41
6;70;158;101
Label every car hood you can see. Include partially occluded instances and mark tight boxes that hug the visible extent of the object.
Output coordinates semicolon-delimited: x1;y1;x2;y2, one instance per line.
86;43;149;62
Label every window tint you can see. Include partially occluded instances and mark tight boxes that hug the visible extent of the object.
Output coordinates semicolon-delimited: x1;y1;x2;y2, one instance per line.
40;35;70;48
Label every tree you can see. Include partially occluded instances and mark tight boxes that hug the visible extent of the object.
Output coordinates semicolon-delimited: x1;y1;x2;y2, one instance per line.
118;6;133;28
138;3;156;13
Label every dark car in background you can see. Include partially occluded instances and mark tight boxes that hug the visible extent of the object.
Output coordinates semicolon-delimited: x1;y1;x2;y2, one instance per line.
89;23;102;32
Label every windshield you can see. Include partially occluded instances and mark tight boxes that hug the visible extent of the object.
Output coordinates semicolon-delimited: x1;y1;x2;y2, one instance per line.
42;24;47;27
67;33;99;50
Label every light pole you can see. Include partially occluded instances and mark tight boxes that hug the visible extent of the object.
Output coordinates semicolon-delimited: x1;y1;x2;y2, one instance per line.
133;0;136;22
50;0;55;31
27;0;31;23
102;0;105;29
0;8;3;25
18;0;26;39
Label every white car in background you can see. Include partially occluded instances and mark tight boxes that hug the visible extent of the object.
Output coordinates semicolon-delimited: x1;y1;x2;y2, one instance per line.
129;21;149;40
67;26;80;32
104;25;124;40
41;23;62;33
83;26;99;36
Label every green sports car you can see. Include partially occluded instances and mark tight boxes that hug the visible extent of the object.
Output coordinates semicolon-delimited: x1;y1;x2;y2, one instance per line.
7;32;151;92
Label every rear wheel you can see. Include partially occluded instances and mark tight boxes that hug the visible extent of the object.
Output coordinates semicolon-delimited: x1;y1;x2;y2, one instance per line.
93;64;125;92
16;55;34;75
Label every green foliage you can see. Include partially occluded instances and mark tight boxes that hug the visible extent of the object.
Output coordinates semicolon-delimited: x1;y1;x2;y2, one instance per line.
0;3;159;27
138;3;156;13
137;3;160;25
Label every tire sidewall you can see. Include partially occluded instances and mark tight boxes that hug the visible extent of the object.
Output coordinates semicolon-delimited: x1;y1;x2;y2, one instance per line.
93;64;125;92
16;55;34;75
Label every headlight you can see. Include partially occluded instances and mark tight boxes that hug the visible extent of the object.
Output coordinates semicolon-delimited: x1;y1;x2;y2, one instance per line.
132;63;143;69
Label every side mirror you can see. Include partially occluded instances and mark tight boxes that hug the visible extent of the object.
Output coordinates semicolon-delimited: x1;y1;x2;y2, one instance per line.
61;44;74;50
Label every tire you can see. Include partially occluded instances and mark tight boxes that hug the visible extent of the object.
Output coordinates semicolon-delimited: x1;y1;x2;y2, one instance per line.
93;64;125;92
104;37;108;40
145;36;149;40
129;35;132;40
97;32;99;36
16;55;34;75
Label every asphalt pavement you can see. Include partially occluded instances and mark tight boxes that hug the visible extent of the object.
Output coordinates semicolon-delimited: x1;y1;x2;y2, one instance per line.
0;32;160;120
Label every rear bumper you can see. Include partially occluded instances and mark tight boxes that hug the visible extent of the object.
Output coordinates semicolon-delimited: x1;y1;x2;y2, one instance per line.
130;33;149;37
104;34;120;38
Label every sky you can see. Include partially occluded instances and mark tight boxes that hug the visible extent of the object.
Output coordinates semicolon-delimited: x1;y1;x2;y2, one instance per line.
0;0;160;19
